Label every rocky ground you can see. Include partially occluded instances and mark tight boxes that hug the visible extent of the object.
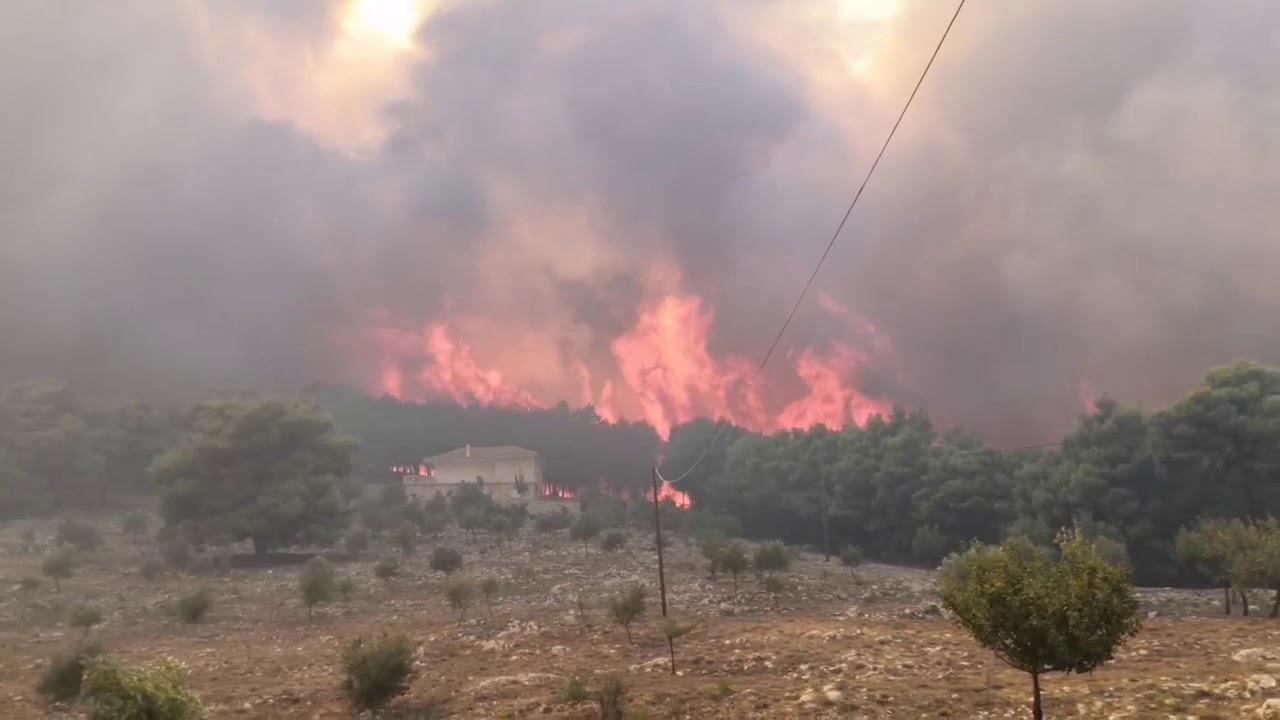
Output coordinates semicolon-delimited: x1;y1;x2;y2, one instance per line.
2;515;1279;718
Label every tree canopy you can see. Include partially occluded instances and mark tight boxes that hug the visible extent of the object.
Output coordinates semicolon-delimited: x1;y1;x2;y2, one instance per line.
151;397;356;554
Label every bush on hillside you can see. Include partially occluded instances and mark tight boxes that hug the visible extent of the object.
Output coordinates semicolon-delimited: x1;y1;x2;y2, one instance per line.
177;588;213;624
341;633;417;712
429;546;463;575
36;642;103;703
82;657;202;720
56;518;102;551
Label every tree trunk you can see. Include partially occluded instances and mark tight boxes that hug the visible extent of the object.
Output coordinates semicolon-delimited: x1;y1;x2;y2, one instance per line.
624;624;633;644
732;573;739;593
1225;583;1233;615
53;577;60;593
253;537;267;556
307;604;312;624
1240;588;1250;617
822;507;831;563
1271;589;1279;619
1031;672;1043;720
668;637;677;675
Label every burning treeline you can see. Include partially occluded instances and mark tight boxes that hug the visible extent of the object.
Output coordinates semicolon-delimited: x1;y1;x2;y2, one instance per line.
368;291;892;440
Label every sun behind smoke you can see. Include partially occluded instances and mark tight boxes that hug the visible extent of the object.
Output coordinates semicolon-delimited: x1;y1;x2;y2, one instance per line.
343;0;428;49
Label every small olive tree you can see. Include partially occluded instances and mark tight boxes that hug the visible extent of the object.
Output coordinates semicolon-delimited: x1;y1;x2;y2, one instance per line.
374;556;400;583
342;633;417;712
299;556;337;624
839;545;864;576
569;513;602;556
444;575;478;623
939;526;1141;720
600;529;627;553
430;546;463;575
392;522;417;557
661;618;694;675
69;603;103;642
717;543;749;592
608;584;646;644
752;542;791;578
82;657;202;720
479;577;499;617
42;549;75;593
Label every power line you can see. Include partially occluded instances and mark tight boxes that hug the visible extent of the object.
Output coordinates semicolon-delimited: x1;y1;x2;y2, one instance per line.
657;0;968;485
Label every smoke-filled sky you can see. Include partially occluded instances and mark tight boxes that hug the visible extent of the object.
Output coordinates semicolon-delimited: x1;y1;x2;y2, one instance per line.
2;0;1277;443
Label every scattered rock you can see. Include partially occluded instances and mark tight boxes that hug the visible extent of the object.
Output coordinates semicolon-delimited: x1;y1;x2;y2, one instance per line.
1237;649;1280;664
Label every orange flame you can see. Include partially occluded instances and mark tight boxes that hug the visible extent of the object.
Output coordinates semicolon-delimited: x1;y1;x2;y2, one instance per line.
374;322;537;407
367;290;892;439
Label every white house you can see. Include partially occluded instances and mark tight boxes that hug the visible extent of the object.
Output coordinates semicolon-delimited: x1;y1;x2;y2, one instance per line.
403;444;543;502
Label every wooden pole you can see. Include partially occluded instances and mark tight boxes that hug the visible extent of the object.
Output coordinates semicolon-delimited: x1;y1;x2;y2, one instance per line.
651;464;669;618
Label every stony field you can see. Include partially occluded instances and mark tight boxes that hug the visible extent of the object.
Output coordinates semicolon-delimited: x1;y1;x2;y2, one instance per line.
2;514;1280;719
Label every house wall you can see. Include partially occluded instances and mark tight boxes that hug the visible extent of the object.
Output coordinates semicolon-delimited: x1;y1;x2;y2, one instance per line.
403;456;542;502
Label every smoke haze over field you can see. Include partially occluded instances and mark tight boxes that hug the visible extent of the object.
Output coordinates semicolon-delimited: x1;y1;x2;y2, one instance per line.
1;1;1278;442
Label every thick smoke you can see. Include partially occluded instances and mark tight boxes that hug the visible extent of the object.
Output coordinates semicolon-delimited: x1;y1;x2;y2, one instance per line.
1;0;1276;442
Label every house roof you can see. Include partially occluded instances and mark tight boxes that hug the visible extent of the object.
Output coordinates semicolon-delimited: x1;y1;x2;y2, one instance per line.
423;445;539;464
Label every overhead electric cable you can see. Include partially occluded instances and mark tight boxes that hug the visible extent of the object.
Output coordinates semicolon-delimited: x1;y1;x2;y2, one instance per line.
657;0;968;485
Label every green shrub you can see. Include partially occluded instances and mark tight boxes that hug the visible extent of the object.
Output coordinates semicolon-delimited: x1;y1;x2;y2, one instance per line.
300;557;336;623
374;556;400;583
36;642;103;703
338;576;357;601
56;518;102;551
342;633;417;711
762;575;788;595
444;575;478;622
140;557;163;581
392;522;417;556
716;542;750;591
608;585;646;644
70;603;104;638
479;576;499;616
599;530;627;553
177;588;213;624
343;527;371;555
752;542;791;576
596;675;627;720
839;545;864;573
562;672;589;705
569;514;602;552
82;657;202;720
42;548;75;592
535;511;572;533
430;546;463;575
19;576;41;591
940;527;1141;720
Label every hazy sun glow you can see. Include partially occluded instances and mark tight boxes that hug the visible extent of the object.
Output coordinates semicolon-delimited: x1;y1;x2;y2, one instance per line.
344;0;426;49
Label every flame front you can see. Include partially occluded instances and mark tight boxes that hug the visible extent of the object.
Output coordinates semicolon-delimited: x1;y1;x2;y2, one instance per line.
368;291;892;439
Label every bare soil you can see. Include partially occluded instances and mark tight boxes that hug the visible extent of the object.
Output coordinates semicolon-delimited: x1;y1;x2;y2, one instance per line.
2;515;1279;719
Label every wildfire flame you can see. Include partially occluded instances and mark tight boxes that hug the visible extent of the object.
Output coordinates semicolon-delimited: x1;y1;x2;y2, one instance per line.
541;479;692;509
368;291;892;439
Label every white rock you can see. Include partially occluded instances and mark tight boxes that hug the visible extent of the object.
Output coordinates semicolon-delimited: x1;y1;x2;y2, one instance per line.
1236;649;1279;664
1250;674;1278;693
1257;698;1280;719
824;689;844;703
550;645;568;655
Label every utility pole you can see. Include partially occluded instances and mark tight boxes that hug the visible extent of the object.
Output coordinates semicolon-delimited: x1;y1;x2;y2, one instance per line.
650;464;669;617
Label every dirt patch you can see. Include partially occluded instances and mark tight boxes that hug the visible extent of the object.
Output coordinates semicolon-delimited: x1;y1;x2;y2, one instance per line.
1;517;1278;718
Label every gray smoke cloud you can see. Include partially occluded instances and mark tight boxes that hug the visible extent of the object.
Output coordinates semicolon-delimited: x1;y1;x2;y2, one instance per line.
1;0;1276;442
